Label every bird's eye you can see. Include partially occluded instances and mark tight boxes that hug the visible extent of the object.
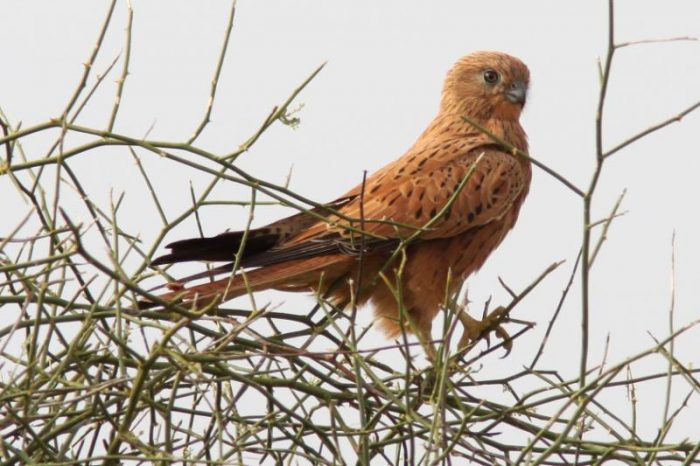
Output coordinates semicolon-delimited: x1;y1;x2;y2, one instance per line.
483;69;500;84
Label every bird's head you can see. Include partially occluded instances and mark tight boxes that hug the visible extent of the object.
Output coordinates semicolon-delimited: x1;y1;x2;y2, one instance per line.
441;51;530;122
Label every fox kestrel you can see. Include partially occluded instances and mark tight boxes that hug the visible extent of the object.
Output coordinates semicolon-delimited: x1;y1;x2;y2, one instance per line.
144;51;531;352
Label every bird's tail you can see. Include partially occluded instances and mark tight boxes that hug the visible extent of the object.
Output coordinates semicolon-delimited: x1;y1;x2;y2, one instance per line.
138;254;350;309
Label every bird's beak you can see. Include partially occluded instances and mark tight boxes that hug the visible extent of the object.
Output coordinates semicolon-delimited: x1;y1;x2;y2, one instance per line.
505;80;527;105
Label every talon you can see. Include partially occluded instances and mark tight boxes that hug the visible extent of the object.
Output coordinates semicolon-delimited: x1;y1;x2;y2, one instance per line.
498;327;513;357
456;304;512;356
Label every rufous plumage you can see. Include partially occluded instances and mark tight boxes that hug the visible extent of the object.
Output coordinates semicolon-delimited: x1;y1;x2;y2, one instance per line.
144;51;531;352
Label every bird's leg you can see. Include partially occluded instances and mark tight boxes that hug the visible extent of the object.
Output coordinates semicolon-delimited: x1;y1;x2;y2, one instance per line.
416;321;438;362
456;304;512;355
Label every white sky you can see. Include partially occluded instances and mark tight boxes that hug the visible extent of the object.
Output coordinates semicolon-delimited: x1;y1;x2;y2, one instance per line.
2;0;700;453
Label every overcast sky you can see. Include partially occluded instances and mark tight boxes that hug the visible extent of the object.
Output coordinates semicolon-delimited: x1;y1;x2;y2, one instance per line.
2;0;700;445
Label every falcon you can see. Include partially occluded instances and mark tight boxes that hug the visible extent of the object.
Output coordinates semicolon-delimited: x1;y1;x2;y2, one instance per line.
143;51;531;352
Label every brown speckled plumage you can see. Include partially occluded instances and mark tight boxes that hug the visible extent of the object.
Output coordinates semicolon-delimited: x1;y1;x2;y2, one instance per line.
146;51;531;344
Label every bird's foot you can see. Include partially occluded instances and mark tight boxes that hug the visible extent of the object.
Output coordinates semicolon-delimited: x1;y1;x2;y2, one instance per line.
456;305;512;356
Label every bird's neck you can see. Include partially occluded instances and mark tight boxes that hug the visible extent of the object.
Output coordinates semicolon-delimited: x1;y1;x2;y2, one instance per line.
419;111;528;153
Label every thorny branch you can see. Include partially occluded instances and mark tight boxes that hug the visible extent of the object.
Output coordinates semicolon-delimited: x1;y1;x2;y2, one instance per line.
0;1;699;465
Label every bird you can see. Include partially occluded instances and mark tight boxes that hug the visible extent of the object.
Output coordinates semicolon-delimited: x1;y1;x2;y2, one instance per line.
142;51;531;354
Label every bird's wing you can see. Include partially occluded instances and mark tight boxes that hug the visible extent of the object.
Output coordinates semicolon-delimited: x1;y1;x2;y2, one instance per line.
151;144;528;271
151;195;355;266
287;145;528;244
